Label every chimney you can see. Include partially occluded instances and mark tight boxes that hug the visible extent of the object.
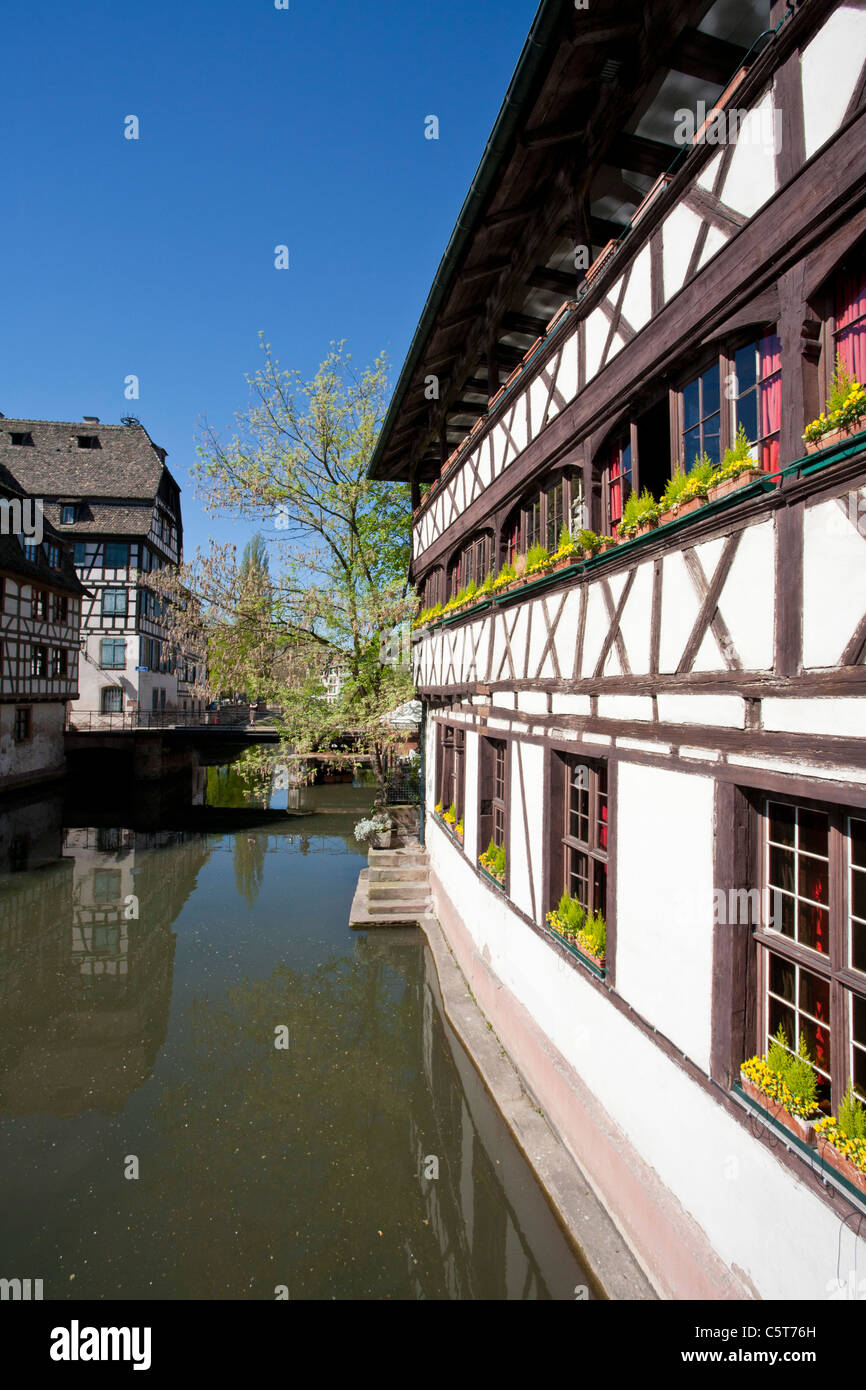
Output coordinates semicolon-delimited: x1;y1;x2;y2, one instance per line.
83;416;99;424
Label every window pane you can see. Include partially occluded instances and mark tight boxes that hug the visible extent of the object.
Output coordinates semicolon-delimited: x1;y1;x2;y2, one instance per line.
768;995;796;1051
852;868;866;923
799;808;829;858
702;416;721;465
736;390;758;444
702;364;720;417
683;378;701;430
770;890;795;939
769;802;795;847
735;342;757;394
853;920;866;974
769;952;795;1004
769;845;794;894
798;854;828;907
851;817;866;868
800;968;830;1026
683;425;702;468
798;901;829;954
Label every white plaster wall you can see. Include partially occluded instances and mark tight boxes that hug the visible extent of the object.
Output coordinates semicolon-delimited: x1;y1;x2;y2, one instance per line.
718;90;777;218
427;818;866;1299
801;4;866;159
803;496;866;668
508;741;544;923
762;696;866;737
464;730;480;866
615;762;715;1071
657;692;745;728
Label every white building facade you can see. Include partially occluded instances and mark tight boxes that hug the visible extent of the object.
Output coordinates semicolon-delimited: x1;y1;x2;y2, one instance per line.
372;0;866;1298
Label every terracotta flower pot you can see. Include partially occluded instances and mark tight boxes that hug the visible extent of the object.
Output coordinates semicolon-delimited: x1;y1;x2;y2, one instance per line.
816;1135;866;1195
803;424;860;455
634;517;658;537
674;495;708;519
658;508;677;525
707;471;760;503
374;830;393;849
739;1072;818;1146
600;539;617;553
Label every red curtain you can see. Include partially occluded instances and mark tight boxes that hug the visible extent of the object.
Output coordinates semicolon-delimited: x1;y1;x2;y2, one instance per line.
609;452;622;525
836;268;866;381
759;333;782;473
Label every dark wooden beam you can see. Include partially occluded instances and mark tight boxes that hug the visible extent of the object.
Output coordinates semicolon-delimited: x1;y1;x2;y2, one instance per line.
607;133;678;178
521;120;586;151
437;305;486;332
482;344;524;370
670;27;748;86
527;265;577;295
459;258;512;285
503;310;549;337
447;400;487;416
484;203;537;229
568;22;641;48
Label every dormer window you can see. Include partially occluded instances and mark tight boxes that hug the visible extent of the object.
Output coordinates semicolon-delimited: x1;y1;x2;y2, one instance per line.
77;435;101;449
10;432;33;446
61;504;78;524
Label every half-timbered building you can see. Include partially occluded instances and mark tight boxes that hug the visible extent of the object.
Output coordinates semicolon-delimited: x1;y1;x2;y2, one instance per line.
0;417;204;723
371;0;866;1298
0;469;83;791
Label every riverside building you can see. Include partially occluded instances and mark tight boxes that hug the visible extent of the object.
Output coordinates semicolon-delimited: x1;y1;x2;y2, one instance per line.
0;416;204;724
370;0;866;1298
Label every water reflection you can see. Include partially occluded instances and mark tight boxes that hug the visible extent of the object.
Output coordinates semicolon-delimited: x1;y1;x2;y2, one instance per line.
0;759;591;1299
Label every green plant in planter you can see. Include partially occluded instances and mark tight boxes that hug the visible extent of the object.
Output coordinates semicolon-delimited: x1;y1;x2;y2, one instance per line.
804;353;866;443
493;561;517;591
838;1079;866;1140
619;486;659;536
660;462;689;514
575;528;601;556
477;571;495;598
479;838;506;881
525;542;551;575
455;817;464;838
680;452;717;501
553;523;576;562
742;1023;820;1119
713;424;760;484
443;801;456;824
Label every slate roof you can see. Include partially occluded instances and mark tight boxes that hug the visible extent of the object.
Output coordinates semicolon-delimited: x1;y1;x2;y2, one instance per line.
0;466;85;596
0;417;172;501
40;499;157;537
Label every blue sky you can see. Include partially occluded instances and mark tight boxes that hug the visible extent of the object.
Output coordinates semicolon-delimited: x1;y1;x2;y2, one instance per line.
1;0;537;557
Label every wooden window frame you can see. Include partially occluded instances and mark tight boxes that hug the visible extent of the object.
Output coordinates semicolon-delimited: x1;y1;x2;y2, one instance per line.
503;469;578;565
479;736;509;860
549;752;609;917
99;637;126;670
436;722;465;820
14;706;31;742
753;791;866;1110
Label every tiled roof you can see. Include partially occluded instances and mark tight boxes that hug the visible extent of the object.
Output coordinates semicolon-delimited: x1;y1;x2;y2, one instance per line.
0;418;170;500
41;499;156;537
0;471;85;595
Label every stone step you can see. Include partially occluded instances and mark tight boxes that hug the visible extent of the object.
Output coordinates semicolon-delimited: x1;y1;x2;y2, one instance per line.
367;865;429;885
368;849;428;868
368;880;431;904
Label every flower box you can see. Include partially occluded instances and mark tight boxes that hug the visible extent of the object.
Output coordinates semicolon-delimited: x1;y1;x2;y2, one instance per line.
545;924;606;977
673;495;708;519
599;538;618;553
803;424;860;456
634;517;658;537
707;470;760;504
479;865;506;891
738;1070;818;1146
816;1134;866;1196
658;508;677;526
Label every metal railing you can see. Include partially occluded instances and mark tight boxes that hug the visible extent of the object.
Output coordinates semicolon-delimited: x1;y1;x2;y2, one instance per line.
65;706;280;732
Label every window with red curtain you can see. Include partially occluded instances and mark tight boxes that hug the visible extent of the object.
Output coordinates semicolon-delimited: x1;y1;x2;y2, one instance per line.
734;334;781;473
607;439;632;529
834;264;866;381
760;798;866;1113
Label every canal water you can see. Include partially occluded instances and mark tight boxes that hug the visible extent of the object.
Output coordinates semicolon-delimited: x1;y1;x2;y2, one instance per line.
0;754;592;1300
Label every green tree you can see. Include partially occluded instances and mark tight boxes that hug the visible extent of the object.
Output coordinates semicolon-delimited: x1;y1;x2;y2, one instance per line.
152;340;415;788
